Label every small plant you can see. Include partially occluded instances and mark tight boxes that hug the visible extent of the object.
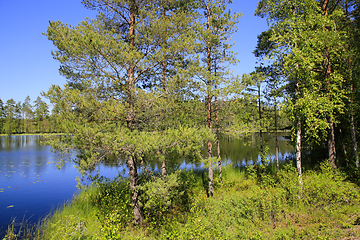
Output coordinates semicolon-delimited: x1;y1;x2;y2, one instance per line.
139;171;190;230
93;175;132;237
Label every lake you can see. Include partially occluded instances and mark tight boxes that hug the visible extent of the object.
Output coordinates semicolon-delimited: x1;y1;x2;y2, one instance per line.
0;132;293;234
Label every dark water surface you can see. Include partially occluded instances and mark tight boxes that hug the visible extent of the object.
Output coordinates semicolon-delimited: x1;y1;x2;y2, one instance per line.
0;133;293;234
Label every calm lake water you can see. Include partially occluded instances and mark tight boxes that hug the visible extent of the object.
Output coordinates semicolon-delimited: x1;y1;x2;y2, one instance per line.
0;133;293;234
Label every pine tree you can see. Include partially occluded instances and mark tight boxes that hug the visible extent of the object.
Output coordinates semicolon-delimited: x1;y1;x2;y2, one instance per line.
195;0;241;197
22;96;33;133
45;0;209;224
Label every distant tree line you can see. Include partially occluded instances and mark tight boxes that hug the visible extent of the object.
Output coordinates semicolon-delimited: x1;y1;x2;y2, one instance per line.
0;93;290;137
0;96;61;135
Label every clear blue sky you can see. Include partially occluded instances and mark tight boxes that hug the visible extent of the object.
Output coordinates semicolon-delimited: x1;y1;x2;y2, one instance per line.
0;0;268;105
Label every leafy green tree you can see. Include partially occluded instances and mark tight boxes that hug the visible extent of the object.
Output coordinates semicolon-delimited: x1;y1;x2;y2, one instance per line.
22;96;33;133
14;101;22;134
256;0;349;169
339;0;360;168
45;0;210;224
3;99;16;135
34;96;49;133
0;99;4;134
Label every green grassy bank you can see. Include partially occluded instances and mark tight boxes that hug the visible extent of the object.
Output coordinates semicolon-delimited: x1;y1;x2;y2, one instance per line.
3;161;360;239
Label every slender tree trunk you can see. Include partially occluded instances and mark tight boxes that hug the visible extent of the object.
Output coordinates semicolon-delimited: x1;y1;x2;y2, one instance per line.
161;160;167;180
214;62;222;183
160;60;168;180
127;1;143;224
349;61;359;168
327;115;337;169
127;154;143;225
350;105;359;168
252;117;255;146
322;0;337;169
206;0;214;197
161;5;167;93
258;84;264;164
161;31;167;180
296;119;302;186
346;4;359;168
339;128;347;159
208;95;214;197
207;93;214;197
161;149;167;180
215;108;222;183
23;113;25;133
274;99;279;170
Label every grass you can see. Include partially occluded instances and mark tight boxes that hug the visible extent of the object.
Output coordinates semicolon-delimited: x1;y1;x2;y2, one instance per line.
3;161;360;239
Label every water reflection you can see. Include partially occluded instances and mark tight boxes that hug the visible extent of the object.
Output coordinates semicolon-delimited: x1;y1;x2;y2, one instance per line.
0;133;293;235
102;131;294;173
221;132;294;167
0;135;40;151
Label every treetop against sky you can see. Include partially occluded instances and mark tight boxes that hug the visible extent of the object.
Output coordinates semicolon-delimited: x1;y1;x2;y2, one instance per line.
0;0;267;104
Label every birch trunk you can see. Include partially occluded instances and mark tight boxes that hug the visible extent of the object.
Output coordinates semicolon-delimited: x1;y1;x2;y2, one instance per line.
258;84;263;164
161;150;167;180
296;119;302;186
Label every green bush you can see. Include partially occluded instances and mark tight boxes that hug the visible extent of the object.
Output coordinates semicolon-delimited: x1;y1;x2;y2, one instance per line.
303;161;360;209
92;176;132;238
139;170;192;231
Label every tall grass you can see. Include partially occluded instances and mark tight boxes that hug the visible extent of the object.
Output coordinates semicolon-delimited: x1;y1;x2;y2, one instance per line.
3;161;360;239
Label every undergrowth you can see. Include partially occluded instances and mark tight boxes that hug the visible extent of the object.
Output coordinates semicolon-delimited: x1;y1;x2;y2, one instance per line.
3;161;360;239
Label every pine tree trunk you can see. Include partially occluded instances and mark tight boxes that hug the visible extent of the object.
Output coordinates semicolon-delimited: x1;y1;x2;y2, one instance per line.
127;1;143;224
339;128;347;159
348;33;358;168
127;154;143;225
215;102;222;183
327;115;337;169
214;62;222;183
350;106;359;168
207;94;214;197
161;34;167;180
206;0;214;198
321;0;337;169
23;113;26;133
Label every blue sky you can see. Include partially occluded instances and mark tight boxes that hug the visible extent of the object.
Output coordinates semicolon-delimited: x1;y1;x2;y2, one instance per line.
0;0;268;105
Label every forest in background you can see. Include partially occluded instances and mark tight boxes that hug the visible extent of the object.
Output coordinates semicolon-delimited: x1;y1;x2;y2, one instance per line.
0;96;56;135
0;95;290;136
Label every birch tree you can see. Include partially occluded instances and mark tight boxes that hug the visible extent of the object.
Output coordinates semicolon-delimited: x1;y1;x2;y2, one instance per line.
256;0;348;169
